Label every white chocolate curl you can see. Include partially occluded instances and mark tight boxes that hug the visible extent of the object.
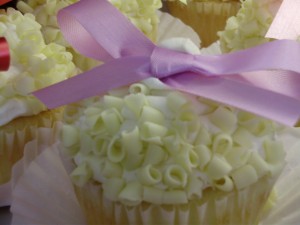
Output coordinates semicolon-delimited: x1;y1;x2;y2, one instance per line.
231;165;258;190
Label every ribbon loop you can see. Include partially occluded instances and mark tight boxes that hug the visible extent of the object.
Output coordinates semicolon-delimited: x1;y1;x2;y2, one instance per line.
57;0;154;62
150;47;205;78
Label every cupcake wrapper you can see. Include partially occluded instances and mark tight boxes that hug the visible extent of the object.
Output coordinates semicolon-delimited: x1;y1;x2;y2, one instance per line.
0;109;63;186
166;1;241;47
74;177;274;225
11;144;85;225
9;126;300;225
157;10;200;47
259;128;300;225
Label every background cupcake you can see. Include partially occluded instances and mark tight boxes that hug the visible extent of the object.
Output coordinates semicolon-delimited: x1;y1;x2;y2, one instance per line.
218;0;282;52
166;0;241;47
17;0;162;71
0;8;77;185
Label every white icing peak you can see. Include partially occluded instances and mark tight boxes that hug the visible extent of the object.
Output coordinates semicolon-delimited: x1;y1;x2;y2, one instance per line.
61;38;285;205
0;8;76;126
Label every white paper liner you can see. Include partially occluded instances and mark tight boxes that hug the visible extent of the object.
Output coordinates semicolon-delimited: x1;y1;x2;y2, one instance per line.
259;128;300;225
0;110;63;206
9;127;300;225
157;11;200;47
74;176;274;225
11;143;85;225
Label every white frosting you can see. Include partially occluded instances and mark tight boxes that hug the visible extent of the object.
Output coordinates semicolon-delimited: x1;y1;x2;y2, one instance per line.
0;9;76;126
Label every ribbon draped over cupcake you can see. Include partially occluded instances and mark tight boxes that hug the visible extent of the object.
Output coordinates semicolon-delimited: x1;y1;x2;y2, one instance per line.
33;0;300;127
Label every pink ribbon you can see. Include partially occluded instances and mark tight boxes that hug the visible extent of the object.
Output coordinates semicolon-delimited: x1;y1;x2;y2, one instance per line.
33;0;300;127
266;0;300;40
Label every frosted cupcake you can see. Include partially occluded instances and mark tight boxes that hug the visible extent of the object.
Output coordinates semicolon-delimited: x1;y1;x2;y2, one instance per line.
218;0;282;52
59;39;286;225
166;0;241;47
17;0;162;71
0;8;76;185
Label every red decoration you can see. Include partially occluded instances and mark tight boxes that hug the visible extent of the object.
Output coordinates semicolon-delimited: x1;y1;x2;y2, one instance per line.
0;37;10;71
0;0;12;6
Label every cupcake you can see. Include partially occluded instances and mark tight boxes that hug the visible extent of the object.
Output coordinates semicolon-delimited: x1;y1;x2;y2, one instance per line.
0;8;76;185
166;0;241;47
58;39;286;225
218;0;282;52
17;0;162;71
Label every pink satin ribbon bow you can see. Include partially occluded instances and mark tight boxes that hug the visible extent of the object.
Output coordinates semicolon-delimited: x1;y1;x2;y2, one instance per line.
33;0;300;127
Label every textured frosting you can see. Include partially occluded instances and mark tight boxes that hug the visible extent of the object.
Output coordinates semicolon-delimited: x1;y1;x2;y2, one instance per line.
218;0;282;52
17;0;162;71
0;8;76;126
61;38;285;206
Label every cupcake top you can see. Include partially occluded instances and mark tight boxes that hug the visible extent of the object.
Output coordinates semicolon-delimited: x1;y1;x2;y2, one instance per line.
17;0;162;70
60;38;285;206
0;8;76;126
218;0;282;52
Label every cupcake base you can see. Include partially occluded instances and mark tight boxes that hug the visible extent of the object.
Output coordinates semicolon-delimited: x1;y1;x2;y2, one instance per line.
0;108;63;185
74;176;276;225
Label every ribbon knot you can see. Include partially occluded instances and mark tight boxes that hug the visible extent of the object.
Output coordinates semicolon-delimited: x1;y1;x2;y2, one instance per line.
33;0;300;127
150;46;216;79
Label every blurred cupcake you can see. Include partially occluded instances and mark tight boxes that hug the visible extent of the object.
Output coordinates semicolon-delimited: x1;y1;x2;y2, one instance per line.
17;0;162;71
0;8;76;185
58;39;286;225
166;0;241;47
218;0;282;52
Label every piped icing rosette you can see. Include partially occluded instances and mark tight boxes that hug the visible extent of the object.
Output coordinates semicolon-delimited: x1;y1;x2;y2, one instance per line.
60;39;286;208
218;0;282;52
17;0;162;71
0;8;76;126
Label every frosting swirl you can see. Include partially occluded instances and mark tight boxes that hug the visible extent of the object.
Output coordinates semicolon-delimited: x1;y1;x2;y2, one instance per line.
0;8;76;126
